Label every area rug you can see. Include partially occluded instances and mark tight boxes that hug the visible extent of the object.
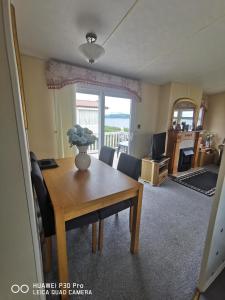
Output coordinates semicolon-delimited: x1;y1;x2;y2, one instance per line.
172;169;218;196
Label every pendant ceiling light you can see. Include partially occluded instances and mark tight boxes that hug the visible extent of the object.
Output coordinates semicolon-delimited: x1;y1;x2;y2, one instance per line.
79;32;105;64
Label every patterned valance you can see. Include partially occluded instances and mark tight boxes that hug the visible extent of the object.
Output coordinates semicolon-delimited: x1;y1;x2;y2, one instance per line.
46;60;141;101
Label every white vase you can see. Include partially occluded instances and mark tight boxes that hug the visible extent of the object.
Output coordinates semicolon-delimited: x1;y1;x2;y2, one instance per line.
75;145;91;171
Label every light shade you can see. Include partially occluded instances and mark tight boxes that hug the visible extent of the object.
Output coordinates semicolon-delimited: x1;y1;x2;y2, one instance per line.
79;43;105;64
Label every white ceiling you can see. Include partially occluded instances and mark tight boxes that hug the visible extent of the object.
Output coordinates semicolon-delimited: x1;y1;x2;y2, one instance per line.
13;0;225;94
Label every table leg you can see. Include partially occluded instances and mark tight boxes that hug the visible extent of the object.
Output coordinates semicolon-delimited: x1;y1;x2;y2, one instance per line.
129;207;133;233
130;184;143;254
44;237;52;273
55;210;69;299
92;223;97;253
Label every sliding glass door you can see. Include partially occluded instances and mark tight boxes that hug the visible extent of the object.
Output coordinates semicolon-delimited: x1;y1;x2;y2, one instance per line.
75;92;100;154
104;96;131;156
75;87;133;162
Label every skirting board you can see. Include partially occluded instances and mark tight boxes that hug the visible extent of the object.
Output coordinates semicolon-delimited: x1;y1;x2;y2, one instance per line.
198;260;225;292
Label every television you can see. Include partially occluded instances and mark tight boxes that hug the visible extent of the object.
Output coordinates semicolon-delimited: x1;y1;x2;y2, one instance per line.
151;132;166;161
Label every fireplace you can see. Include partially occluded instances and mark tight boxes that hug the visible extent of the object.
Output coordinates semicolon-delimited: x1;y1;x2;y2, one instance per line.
166;131;201;175
178;147;194;172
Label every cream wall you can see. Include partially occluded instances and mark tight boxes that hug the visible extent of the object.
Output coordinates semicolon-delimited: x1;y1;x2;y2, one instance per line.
22;55;57;158
156;83;171;132
205;92;225;146
169;82;203;126
54;85;76;158
135;82;159;133
22;55;160;158
156;82;203;132
131;82;160;157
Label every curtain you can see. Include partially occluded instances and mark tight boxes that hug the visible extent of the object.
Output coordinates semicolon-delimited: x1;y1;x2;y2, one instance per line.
53;84;76;158
46;59;141;102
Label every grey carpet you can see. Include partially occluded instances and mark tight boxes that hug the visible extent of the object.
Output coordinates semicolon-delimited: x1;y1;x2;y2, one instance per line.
46;178;213;300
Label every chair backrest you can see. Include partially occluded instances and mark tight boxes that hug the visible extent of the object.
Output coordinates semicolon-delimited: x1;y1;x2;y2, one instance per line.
30;151;38;162
117;153;141;181
99;146;115;166
31;160;54;237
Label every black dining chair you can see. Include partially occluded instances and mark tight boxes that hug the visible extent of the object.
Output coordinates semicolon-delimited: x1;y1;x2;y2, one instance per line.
30;151;38;162
31;160;99;272
98;153;141;252
99;146;115;166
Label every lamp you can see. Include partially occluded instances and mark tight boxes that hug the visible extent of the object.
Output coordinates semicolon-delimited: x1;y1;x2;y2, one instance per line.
79;32;105;64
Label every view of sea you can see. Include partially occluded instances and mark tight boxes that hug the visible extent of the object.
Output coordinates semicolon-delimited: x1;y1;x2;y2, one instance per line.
105;117;130;129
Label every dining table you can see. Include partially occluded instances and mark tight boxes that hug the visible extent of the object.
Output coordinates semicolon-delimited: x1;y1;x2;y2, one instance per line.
42;156;143;299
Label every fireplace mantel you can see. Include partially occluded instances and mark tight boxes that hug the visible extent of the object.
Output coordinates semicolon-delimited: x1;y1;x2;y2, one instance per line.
166;131;201;175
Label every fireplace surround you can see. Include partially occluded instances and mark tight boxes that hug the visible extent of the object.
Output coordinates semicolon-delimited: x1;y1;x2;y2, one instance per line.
166;130;201;175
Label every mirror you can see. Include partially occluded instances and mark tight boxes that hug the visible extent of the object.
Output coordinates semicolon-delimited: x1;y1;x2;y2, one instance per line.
196;104;206;130
171;98;197;131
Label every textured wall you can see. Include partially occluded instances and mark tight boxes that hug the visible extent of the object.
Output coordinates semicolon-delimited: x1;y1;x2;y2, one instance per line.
134;82;160;134
130;82;160;157
156;82;203;132
22;55;57;158
156;83;171;132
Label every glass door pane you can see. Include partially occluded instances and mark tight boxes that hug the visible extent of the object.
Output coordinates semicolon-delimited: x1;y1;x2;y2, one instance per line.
75;92;99;155
104;96;131;158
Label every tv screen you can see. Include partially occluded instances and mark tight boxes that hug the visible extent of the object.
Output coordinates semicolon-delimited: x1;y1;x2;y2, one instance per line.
152;132;166;161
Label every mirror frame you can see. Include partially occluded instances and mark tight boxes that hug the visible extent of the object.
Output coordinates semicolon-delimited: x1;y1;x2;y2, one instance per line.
170;97;198;130
196;103;207;130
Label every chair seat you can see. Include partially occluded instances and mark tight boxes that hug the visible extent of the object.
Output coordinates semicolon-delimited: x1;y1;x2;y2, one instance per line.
44;204;99;237
66;212;99;231
98;197;137;220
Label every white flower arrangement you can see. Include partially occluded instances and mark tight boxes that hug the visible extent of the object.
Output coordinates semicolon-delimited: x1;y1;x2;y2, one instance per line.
201;130;216;148
67;125;97;147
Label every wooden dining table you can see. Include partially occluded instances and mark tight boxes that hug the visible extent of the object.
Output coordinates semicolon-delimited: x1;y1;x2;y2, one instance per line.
42;156;143;298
